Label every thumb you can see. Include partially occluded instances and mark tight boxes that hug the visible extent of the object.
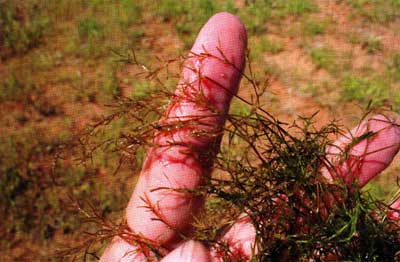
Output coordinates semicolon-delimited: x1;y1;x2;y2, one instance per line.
160;240;211;262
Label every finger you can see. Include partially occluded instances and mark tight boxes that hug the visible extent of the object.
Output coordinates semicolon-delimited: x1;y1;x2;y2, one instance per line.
101;12;247;260
126;11;246;246
210;197;289;261
160;240;211;262
388;197;400;221
211;215;256;261
100;237;149;262
322;114;400;187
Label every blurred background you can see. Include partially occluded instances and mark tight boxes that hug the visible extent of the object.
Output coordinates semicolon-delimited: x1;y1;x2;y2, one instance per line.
1;0;399;260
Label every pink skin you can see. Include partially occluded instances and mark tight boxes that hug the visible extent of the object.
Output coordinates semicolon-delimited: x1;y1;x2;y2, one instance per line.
101;12;400;261
160;240;212;262
101;12;246;261
210;215;256;261
388;197;400;221
100;237;150;262
322;114;400;187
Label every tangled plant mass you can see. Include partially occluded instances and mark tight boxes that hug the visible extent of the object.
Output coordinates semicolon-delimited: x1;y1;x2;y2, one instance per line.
63;13;400;261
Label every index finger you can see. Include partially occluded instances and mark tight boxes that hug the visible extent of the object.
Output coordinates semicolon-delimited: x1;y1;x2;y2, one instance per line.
101;12;247;260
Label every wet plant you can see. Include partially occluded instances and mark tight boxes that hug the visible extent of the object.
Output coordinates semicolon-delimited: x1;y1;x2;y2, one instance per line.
57;44;400;261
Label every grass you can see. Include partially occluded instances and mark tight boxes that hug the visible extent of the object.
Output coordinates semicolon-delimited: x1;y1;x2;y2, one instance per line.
102;66;121;99
303;19;327;36
0;129;69;242
77;18;105;58
309;46;338;73
155;0;219;47
155;0;318;47
74;1;143;58
338;52;400;111
78;18;104;41
241;0;318;33
250;36;284;61
239;2;272;34
348;0;400;23
230;99;252;117
280;0;319;15
345;32;383;55
394;92;400;113
361;35;383;54
346;31;363;45
131;81;152;99
0;0;146;258
0;1;49;58
387;53;400;82
261;37;285;54
342;75;389;106
385;53;400;112
0;74;36;103
31;51;55;71
157;0;187;21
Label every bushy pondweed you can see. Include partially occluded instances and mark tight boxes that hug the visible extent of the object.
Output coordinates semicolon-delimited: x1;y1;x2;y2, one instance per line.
59;46;400;261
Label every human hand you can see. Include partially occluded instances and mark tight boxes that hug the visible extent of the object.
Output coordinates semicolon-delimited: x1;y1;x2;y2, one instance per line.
100;12;400;261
